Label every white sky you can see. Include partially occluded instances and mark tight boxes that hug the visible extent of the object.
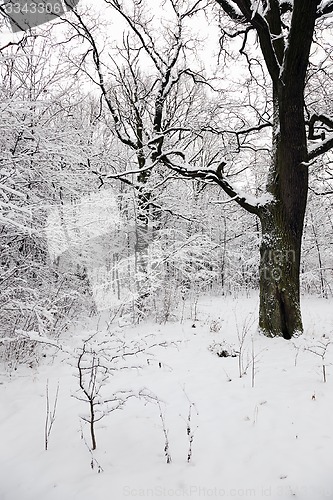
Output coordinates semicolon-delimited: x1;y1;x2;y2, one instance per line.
0;0;220;72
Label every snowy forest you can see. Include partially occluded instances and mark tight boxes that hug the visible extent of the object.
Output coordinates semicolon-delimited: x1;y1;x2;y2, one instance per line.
0;1;333;499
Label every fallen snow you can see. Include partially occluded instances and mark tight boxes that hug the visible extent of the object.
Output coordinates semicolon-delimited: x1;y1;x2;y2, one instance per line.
0;294;333;500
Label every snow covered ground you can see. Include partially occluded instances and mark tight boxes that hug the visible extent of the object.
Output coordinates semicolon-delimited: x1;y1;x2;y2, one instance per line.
1;294;333;500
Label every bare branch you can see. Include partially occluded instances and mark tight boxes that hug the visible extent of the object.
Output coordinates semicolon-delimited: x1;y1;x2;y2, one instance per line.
104;0;166;73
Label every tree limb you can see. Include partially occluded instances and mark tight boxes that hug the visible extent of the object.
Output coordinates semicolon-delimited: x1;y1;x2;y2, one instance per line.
308;134;333;161
316;0;333;18
159;153;262;215
232;0;282;83
281;0;320;85
308;113;333;140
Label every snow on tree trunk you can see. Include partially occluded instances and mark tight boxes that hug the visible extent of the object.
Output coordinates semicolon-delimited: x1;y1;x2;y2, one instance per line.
258;207;303;339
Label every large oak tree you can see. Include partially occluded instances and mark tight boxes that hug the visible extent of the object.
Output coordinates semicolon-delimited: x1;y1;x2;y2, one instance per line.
161;0;333;338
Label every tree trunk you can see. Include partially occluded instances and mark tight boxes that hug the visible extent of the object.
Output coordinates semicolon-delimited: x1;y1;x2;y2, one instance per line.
258;205;304;339
258;84;309;339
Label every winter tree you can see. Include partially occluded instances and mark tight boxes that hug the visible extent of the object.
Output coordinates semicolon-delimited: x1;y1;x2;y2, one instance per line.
155;0;333;338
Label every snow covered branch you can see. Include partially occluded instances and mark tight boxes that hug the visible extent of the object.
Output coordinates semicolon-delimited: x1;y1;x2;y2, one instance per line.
317;0;333;18
308;114;333;140
308;134;333;161
307;113;333;160
158;152;273;215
